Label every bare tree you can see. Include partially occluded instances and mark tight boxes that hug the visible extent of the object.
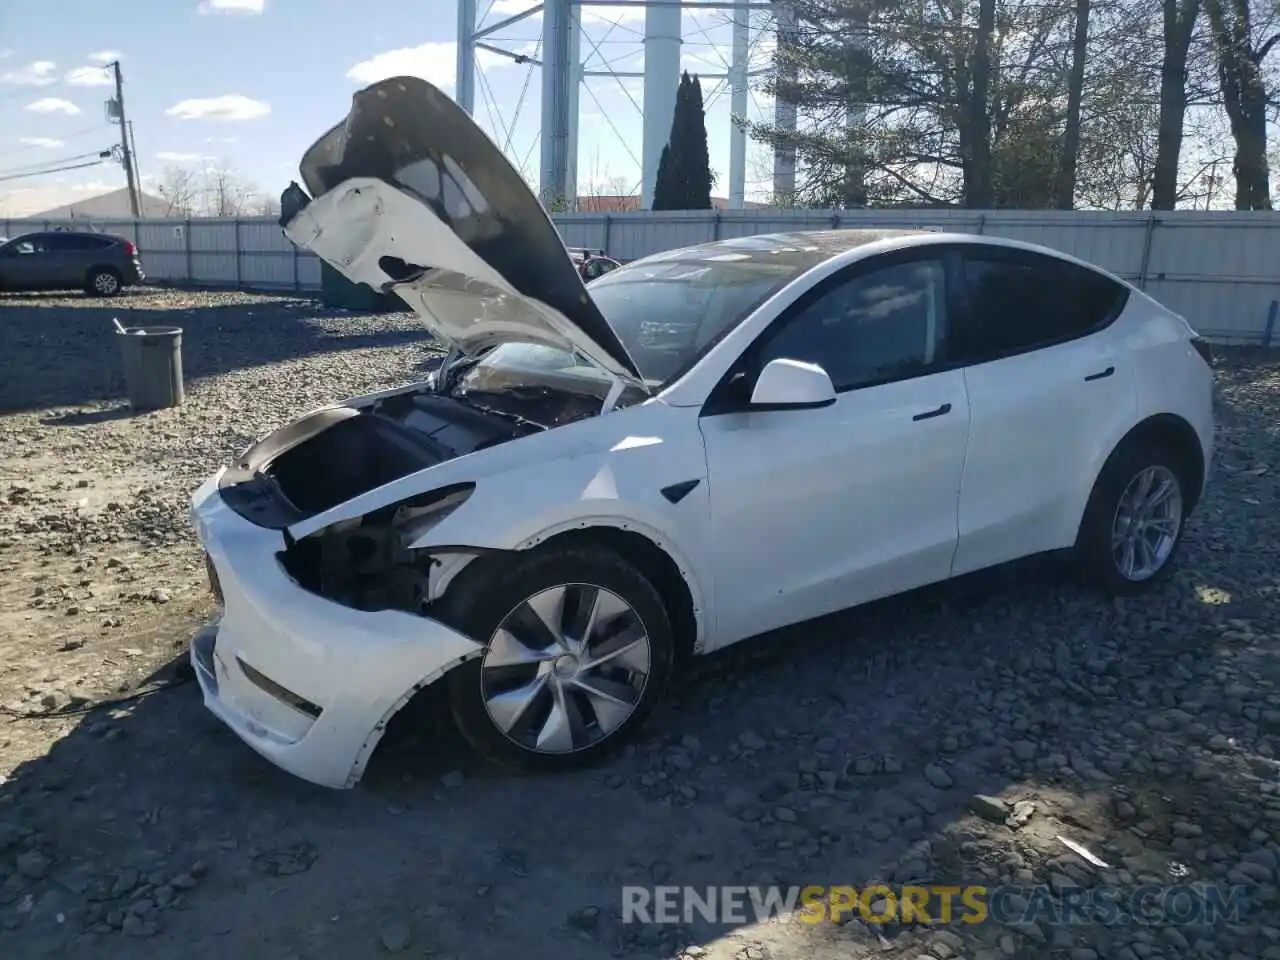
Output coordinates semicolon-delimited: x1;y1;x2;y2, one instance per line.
1152;0;1203;209
200;163;255;217
1203;0;1278;208
155;164;201;217
1053;0;1093;208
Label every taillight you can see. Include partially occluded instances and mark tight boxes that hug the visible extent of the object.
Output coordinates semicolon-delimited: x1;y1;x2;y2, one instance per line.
1190;337;1213;365
123;240;137;256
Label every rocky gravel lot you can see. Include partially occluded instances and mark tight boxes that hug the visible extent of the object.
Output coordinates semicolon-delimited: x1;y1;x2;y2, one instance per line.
0;287;1278;960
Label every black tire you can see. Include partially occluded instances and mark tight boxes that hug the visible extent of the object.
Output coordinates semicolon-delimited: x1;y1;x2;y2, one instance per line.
85;267;122;297
1074;440;1191;596
435;545;675;772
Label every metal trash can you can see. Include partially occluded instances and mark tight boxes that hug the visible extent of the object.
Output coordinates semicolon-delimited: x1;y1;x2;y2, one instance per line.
116;324;184;410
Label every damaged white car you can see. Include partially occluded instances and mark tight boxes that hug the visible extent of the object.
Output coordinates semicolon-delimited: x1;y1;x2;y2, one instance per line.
189;76;1214;789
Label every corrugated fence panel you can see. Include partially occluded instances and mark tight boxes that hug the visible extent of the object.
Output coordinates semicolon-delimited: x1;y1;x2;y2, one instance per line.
297;253;323;290
237;219;298;289
4;210;1280;342
983;214;1149;278
553;215;610;251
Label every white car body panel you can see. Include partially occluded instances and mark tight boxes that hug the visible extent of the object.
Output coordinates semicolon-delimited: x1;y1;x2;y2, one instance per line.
701;369;970;643
188;78;1215;790
951;323;1136;576
188;472;484;789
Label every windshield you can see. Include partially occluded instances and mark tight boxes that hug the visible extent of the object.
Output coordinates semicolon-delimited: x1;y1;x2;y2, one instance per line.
444;256;797;397
445;231;915;397
586;258;800;384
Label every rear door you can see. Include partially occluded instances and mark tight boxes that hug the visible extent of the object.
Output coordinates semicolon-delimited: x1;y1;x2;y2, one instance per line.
44;233;101;287
949;246;1136;576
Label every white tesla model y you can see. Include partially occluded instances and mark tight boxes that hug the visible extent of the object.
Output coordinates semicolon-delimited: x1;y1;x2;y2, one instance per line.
188;76;1215;789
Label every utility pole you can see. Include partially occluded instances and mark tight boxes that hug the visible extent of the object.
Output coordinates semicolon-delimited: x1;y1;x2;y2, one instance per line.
109;60;140;218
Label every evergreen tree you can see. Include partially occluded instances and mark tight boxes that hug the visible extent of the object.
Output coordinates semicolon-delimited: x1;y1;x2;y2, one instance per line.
652;72;715;210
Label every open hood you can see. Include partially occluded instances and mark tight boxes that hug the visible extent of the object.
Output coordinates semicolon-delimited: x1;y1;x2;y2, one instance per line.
278;75;643;386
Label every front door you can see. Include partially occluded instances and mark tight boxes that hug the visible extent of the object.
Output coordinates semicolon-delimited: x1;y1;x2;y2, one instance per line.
698;252;972;649
0;236;55;289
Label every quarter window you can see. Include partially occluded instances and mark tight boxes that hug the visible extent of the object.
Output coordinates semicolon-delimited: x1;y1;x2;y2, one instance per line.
758;258;947;391
953;253;1128;363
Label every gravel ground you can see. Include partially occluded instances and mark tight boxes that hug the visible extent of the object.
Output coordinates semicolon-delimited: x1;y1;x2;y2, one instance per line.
1;287;1279;960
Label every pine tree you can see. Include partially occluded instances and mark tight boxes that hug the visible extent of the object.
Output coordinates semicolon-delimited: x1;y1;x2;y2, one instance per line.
652;72;714;210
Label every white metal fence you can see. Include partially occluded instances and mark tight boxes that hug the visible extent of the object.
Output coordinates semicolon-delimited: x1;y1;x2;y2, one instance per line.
4;208;1279;344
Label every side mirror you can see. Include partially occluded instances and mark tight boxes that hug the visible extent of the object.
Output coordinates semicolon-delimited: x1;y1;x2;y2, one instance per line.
748;358;837;410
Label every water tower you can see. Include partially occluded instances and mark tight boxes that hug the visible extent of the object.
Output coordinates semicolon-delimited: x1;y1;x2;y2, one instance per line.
454;0;797;209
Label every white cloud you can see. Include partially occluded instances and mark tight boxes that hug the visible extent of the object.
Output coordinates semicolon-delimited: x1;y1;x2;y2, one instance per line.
197;0;265;14
157;151;201;162
1;60;57;86
346;42;513;89
65;65;113;86
165;94;270;121
18;136;64;148
25;97;81;115
88;50;119;64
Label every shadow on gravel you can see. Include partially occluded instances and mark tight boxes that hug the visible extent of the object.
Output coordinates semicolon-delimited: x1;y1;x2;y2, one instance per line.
0;350;1277;960
0;290;430;414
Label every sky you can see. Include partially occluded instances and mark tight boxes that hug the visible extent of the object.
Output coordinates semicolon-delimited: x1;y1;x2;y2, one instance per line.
0;0;779;217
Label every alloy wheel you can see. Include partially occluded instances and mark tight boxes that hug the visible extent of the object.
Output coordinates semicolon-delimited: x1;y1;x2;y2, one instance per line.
93;272;119;295
1110;465;1183;582
479;583;652;754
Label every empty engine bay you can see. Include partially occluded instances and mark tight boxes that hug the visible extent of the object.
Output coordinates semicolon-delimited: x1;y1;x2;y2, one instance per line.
221;384;611;613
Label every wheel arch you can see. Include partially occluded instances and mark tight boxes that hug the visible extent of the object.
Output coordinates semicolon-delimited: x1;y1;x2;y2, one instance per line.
368;522;702;776
1101;413;1206;513
431;522;704;665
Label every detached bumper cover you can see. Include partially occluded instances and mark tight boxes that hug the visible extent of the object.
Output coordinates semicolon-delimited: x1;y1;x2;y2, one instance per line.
188;469;484;788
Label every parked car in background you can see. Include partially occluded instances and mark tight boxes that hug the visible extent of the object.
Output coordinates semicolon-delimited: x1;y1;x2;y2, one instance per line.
188;75;1215;791
568;247;621;282
0;230;144;296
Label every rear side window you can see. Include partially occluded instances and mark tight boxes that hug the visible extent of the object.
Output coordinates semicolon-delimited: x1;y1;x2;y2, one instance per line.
45;234;111;252
953;252;1128;364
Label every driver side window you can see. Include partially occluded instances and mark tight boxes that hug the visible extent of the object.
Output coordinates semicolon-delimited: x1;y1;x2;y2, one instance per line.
759;257;948;392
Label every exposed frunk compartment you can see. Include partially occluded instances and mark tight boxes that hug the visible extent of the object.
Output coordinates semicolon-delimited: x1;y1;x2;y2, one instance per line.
264;414;442;515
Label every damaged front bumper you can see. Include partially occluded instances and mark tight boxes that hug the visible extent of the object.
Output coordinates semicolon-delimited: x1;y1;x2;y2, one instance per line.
188;470;484;789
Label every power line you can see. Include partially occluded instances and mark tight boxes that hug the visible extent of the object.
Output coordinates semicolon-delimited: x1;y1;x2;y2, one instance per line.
0;123;111;162
0;157;109;184
0;149;114;178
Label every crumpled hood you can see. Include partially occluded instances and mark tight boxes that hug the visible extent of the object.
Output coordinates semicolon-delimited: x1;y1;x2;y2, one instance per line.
278;75;643;384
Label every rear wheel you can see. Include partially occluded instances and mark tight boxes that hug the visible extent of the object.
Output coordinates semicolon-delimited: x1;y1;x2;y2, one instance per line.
1075;442;1189;595
86;267;121;297
438;545;675;772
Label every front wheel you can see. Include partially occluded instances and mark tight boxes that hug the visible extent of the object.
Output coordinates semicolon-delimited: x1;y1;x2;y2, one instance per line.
438;545;675;772
1075;443;1189;596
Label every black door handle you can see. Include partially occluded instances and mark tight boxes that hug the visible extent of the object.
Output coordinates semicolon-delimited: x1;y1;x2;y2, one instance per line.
912;402;952;422
1084;366;1115;382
